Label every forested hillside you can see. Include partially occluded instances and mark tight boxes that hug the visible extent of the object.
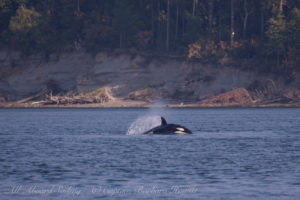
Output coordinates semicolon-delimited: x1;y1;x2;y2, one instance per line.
0;0;299;75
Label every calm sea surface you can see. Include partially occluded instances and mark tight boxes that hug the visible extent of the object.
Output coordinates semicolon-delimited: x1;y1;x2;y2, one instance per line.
0;108;299;199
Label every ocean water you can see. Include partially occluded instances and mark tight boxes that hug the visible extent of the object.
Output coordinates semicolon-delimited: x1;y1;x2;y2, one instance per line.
0;108;299;200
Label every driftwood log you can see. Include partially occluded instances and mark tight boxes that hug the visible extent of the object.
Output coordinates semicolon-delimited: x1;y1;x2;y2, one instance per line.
42;92;110;105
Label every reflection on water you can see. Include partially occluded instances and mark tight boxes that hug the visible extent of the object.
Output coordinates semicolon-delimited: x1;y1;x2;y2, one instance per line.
0;108;300;199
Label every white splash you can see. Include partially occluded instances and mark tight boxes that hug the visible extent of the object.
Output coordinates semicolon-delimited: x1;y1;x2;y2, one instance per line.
126;115;161;135
126;100;168;135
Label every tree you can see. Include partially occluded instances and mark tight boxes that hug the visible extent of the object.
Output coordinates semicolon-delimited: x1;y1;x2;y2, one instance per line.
175;0;179;39
260;0;265;40
286;8;300;69
166;0;170;50
208;0;213;37
192;0;198;17
8;5;42;53
242;0;254;39
9;5;40;32
279;0;286;12
266;12;287;66
113;0;137;48
230;0;234;46
0;0;14;36
0;0;298;70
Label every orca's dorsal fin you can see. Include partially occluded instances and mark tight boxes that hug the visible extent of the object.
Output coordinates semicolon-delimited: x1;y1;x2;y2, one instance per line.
161;117;167;126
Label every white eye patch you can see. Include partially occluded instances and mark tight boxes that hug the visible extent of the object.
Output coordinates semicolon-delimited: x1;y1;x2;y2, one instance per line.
176;127;185;131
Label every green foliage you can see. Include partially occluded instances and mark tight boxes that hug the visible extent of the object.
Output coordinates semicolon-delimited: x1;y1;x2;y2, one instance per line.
286;8;300;69
9;5;40;32
0;0;298;73
265;12;287;57
8;5;42;54
288;8;300;43
0;0;11;9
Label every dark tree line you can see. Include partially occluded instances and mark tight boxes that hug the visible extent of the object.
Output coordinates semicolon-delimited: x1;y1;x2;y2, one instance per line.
0;0;299;72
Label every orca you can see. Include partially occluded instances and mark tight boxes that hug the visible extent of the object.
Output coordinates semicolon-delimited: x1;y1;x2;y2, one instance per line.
143;117;192;135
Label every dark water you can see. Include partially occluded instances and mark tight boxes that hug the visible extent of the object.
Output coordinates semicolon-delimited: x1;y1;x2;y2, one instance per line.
0;108;300;200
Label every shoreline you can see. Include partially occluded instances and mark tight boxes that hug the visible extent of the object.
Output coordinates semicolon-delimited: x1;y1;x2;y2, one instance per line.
1;102;300;109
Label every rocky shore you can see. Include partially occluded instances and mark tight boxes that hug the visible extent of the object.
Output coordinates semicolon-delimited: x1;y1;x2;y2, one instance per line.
1;87;299;108
1;50;299;108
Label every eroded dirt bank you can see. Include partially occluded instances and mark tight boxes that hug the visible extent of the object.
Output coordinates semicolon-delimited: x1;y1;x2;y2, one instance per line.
0;50;299;108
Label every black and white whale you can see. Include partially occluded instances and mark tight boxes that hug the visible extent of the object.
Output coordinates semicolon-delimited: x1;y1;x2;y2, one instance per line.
143;117;192;135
